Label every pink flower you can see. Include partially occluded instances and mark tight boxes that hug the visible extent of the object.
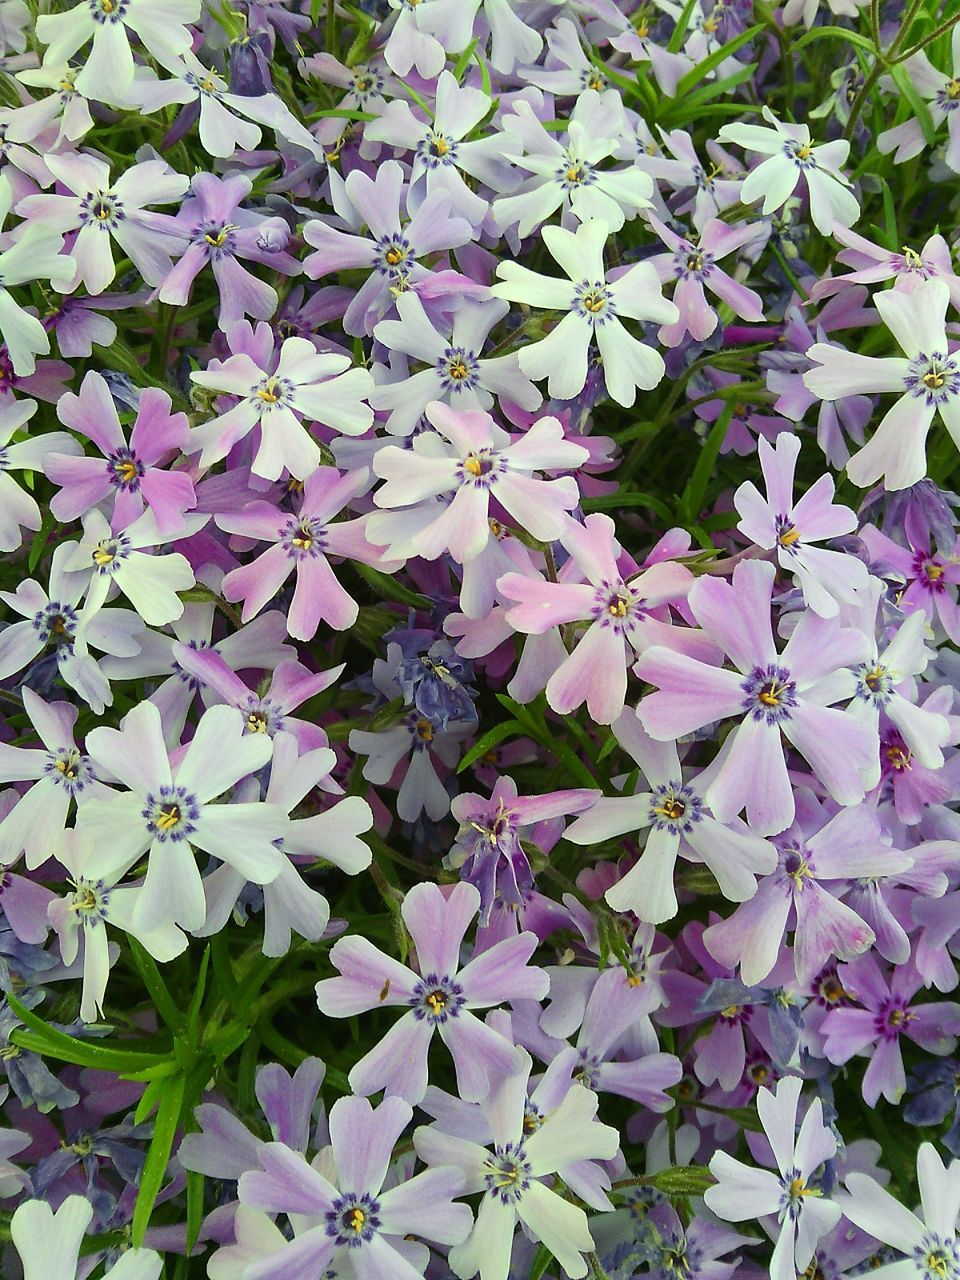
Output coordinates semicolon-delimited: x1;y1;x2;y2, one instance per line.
216;465;387;640
46;371;195;536
499;513;700;724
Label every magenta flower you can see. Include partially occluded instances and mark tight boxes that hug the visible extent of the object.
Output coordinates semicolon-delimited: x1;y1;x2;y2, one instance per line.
733;431;867;617
823;952;960;1106
217;465;387;640
635;558;877;835
368;402;588;568
46;371;196;536
315;880;549;1103
499;513;701;724
705;1075;841;1280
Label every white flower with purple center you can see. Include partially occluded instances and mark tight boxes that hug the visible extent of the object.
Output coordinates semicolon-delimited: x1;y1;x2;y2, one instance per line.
212;1094;471;1280
76;700;286;933
316;880;548;1103
734;432;867;617
17;152;187;294
370;294;541;436
804;279;960;491
842;1143;960;1280
718;106;859;235
565;710;776;923
415;1054;620;1280
64;507;200;629
705;1076;840;1280
878;27;960;173
491;218;677;407
0;175;75;376
190;334;374;481
35;0;200;105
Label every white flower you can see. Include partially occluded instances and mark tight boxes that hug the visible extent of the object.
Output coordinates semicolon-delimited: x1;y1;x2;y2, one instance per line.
491;218;677;406
35;0;201;105
11;1195;162;1280
64;507;203;629
719;106;860;234
49;828;188;1022
0;176;75;374
190;335;374;481
17;152;187;294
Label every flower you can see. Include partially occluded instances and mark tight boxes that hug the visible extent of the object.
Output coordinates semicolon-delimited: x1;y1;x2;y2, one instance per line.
0;174;75;374
564;710;776;923
369;402;587;568
63;507;200;629
17;153;187;293
705;1075;841;1280
217;464;386;640
47;370;195;536
803;279;960;490
48;827;188;1021
370;294;541;437
315;880;549;1102
415;1054;620;1280
157;170;300;329
647;214;764;346
11;1194;162;1280
822;952;960;1106
635;558;878;835
190;332;374;481
491;218;678;407
212;1095;472;1279
733;431;867;617
499;513;700;724
76;700;287;932
718;106;859;234
841;1142;960;1278
447;774;599;923
35;0;201;104
0;399;82;552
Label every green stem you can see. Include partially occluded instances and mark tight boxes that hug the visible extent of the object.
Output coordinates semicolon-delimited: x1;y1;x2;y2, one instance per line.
896;9;960;62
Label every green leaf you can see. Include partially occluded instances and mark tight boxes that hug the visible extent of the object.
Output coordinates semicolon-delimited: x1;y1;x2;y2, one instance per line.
678;401;736;526
132;1073;186;1247
453;38;479;81
794;24;878;52
890;60;938;146
351;561;431;608
185;1169;205;1256
673;24;764;98
128;938;183;1033
457;720;525;773
668;0;700;51
530;1244;556;1280
582;490;673;521
645;1165;716;1196
7;995;169;1073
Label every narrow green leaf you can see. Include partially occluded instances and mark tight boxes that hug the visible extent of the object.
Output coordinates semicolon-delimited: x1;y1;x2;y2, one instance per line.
128;938;183;1033
133;1074;186;1247
679;401;736;525
453;37;479;81
185;1169;205;1256
890;61;938;145
668;0;699;51
8;995;169;1073
351;560;430;608
674;24;764;97
646;1164;716;1195
457;721;524;773
794;24;878;52
530;1244;556;1280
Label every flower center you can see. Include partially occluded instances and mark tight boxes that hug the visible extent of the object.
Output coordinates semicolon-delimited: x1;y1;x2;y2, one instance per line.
143;786;199;843
776;516;801;548
438;346;479;393
411;973;465;1023
35;602;78;647
742;663;797;724
483;1144;532;1204
108;447;144;492
649;781;701;832
326;1193;381;1247
91;534;130;574
45;748;91;796
906;351;960;403
82;190;123;227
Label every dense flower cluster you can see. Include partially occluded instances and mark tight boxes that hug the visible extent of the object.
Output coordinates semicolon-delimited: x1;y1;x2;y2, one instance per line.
0;0;958;1278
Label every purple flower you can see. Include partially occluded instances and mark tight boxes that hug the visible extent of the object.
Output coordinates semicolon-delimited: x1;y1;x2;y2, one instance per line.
636;558;877;835
315;880;549;1102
